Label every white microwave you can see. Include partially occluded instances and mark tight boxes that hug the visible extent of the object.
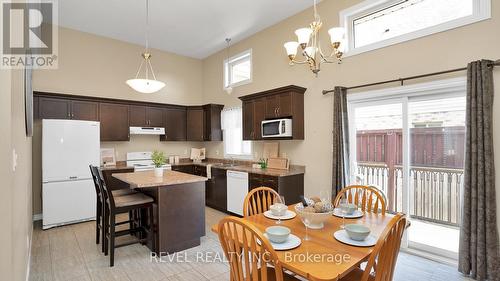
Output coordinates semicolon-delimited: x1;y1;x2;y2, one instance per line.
261;118;292;138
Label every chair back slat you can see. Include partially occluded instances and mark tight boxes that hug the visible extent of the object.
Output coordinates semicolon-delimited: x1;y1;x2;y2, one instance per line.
243;187;280;217
218;216;284;281
89;165;102;198
361;213;407;281
334;185;387;214
96;168;116;209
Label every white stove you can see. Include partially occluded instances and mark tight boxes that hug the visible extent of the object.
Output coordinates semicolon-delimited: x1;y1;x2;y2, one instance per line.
126;152;172;172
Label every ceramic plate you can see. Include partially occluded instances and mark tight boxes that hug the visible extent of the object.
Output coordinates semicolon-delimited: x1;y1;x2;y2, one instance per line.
333;208;364;219
333;230;377;247
263;210;297;220
260;233;302;251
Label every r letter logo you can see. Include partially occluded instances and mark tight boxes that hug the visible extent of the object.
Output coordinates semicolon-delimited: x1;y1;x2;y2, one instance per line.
1;0;58;69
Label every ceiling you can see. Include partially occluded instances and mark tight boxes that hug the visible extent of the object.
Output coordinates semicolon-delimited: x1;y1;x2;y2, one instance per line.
58;0;313;59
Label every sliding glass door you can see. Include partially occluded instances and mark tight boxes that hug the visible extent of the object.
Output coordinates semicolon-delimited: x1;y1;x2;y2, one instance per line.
348;79;466;259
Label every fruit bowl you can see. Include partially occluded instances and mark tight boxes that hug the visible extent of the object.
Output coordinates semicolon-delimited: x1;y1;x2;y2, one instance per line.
294;203;334;229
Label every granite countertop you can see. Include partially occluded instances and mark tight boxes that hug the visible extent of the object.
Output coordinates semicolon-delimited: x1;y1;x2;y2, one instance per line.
99;162;133;171
113;170;207;188
173;161;305;177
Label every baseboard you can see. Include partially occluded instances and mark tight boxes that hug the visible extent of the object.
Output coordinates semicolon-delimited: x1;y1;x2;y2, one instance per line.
32;213;42;221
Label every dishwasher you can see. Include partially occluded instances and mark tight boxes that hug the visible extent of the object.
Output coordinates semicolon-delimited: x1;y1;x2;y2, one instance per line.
226;170;249;216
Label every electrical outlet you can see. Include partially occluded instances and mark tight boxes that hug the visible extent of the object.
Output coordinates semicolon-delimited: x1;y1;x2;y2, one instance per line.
215;150;219;155
184;149;188;155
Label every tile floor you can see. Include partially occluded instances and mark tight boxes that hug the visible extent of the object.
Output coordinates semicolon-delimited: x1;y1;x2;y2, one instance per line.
29;207;473;281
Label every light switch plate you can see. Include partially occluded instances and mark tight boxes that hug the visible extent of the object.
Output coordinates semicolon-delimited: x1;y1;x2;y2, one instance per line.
12;149;18;172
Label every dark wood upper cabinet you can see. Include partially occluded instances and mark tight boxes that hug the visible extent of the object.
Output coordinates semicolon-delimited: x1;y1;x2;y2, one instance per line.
161;107;187;141
38;97;71;119
129;106;164;127
71;100;99;121
129;105;147;126
186;107;204;141
38;97;98;121
147;107;164;127
99;103;130;141
203;104;224;141
239;85;306;140
34;92;223;142
242;101;254;140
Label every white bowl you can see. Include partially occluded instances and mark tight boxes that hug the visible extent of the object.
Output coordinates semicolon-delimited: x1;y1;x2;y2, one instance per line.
345;224;371;241
294;203;334;229
340;203;357;215
265;226;291;244
270;203;288;216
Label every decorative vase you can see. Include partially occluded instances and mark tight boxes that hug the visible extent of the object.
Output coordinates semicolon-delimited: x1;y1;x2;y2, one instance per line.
154;167;164;177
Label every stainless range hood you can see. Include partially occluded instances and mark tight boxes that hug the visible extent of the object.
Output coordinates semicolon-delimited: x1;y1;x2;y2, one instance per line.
129;126;165;135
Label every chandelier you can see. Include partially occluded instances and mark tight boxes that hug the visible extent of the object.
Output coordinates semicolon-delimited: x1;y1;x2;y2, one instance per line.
283;0;345;76
126;0;165;94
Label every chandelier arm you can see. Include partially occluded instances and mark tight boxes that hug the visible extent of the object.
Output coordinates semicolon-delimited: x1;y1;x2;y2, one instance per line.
147;59;158;80
290;58;310;64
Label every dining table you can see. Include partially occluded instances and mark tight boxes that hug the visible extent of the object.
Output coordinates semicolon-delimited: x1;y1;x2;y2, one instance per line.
211;205;394;281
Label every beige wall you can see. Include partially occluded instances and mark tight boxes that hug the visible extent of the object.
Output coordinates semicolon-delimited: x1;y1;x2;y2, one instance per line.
0;68;33;280
201;0;500;228
31;27;207;214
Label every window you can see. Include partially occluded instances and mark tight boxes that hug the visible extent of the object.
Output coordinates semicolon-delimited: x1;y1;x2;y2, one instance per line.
224;49;252;89
340;0;491;56
221;107;252;159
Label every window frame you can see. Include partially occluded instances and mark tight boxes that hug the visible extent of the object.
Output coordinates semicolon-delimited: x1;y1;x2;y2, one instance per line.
347;77;467;260
339;0;491;57
223;49;253;89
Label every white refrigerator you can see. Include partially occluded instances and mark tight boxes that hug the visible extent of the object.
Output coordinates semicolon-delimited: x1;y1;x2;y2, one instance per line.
42;119;100;229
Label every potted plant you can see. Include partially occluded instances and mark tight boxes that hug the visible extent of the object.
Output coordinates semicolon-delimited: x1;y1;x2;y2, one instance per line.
151;150;166;177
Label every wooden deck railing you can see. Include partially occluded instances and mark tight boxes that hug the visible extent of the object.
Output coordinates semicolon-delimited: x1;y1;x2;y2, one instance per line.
356;163;463;227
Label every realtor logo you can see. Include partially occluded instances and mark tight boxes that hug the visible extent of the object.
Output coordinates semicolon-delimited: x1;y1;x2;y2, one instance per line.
1;0;58;69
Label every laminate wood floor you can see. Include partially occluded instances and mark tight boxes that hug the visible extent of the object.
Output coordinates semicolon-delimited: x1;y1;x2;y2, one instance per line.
29;207;473;281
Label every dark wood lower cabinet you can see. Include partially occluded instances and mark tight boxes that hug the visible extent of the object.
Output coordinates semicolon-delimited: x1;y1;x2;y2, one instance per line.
248;173;303;205
173;164;303;213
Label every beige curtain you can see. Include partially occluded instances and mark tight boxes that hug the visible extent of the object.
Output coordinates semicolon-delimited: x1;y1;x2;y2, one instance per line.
332;86;350;197
458;60;499;281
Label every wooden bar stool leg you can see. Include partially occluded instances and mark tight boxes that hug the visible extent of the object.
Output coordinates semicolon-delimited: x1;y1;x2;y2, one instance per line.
148;205;155;252
109;214;115;267
95;199;101;244
102;204;107;254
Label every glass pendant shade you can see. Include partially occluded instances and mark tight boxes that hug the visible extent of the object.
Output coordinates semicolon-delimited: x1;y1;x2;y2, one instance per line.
284;41;299;56
328;27;345;44
295;28;313;45
304;46;317;58
126;78;165;94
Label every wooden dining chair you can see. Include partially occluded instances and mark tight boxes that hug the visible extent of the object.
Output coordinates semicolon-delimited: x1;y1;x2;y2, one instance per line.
338;213;407;281
243;187;281;217
96;169;155;267
334;185;387;214
218;216;298;281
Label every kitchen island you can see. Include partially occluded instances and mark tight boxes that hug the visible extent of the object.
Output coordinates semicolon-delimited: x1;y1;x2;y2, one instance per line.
113;170;207;254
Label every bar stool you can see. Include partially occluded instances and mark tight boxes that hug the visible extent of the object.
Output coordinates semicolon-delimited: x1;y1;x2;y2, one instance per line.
89;166;138;253
96;169;155;267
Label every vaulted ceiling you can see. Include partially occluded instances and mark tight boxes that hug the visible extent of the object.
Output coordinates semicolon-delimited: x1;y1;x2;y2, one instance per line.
58;0;313;59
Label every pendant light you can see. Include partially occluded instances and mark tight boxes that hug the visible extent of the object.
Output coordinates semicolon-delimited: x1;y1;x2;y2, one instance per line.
224;38;233;95
126;0;165;94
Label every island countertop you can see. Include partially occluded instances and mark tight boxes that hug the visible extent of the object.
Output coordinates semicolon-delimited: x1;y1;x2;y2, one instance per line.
113;170;207;189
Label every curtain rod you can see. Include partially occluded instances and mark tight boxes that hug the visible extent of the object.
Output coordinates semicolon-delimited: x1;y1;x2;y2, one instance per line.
322;59;500;95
